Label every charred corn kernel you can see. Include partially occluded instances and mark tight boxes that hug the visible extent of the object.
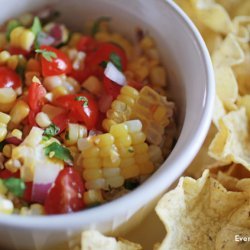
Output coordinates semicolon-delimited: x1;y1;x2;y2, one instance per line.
102;168;121;178
102;119;117;132
149;66;166;87
0;50;11;64
82;158;102;169
130;132;146;145
26;58;41;72
82;76;102;96
121;86;139;99
10;129;22;140
52;86;68;99
115;134;132;147
0;112;10;125
44;76;63;91
121;164;140;179
140;36;155;50
0;127;7;142
133;143;149;154
124;120;142;133
9;100;30;129
110;124;128;137
85;178;106;190
42;104;64;120
94;134;115;147
81;146;100;158
153;105;170;125
10;27;35;51
110;100;128;112
146;48;160;61
7;55;19;70
83;169;103;181
102;156;121;168
120;158;135;168
0;87;17;104
35;112;51;128
84;189;103;205
139;162;154;175
135;153;150;164
0;197;14;214
65;123;87;146
0;181;7;195
3;144;13;158
149;145;164;166
118;146;135;158
106;176;124;188
117;95;135;106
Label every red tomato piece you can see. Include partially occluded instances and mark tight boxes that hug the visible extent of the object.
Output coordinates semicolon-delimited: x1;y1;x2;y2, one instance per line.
52;112;69;133
40;45;72;77
9;47;30;57
103;76;122;99
23;182;33;203
77;36;98;53
44;167;85;215
54;93;99;130
0;66;21;89
28;82;47;112
0;169;20;179
69;68;92;83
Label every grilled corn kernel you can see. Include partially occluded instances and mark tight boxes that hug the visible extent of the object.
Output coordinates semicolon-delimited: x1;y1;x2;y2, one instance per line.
85;178;106;190
102;156;121;168
149;66;166;87
4;159;21;173
82;76;102;96
117;95;135;106
115;134;132;147
102;168;121;178
138;162;154;175
83;169;103;181
3;144;13;158
110;124;128;137
135;153;150;164
7;55;19;70
121;86;139;99
0;87;17;104
106;176;124;188
44;76;63;91
121;164;140;179
140;36;155;50
0;33;7;48
10;129;22;140
82;158;102;169
102;119;117;132
99;145;115;158
35;112;51;128
81;146;100;158
0;197;14;214
95;134;115;148
0;127;7;142
120;158;135;168
130;131;146;145
84;189;103;205
65;123;87;146
118;146;135;158
124;120;142;133
133;143;149;154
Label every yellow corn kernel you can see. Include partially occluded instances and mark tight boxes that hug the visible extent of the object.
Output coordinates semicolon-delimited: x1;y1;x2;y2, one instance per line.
124;120;142;133
35;112;51;128
138;162;154;175
102;119;117;132
3;144;13;158
0;50;11;65
121;164;140;179
52;86;68;99
82;76;102;96
4;159;21;173
133;143;149;154
149;145;164;166
81;146;100;158
22;127;44;147
0;197;14;214
118;146;135;158
102;156;121;168
117;95;135;106
0;87;17;104
106;176;124;188
85;178;106;190
82;158;102;169
84;189;103;205
95;134;115;148
9;100;30;129
130;132;146;145
135;66;149;82
0;181;7;195
20;206;29;215
120;157;135;168
0;127;7;142
0;112;11;125
63;77;80;94
115;134;132;147
83;169;103;181
99;145;114;158
10;27;35;51
102;168;120;178
140;36;155;50
153;105;169;124
110;100;127;112
110;124;128;138
65;123;87;146
10;129;22;140
149;66;166;87
7;55;19;70
135;153;150;164
121;86;139;99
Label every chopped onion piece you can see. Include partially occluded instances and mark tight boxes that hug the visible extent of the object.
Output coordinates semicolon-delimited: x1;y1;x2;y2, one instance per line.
104;62;127;86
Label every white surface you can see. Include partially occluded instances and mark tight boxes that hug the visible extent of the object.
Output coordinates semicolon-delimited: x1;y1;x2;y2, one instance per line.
0;0;215;249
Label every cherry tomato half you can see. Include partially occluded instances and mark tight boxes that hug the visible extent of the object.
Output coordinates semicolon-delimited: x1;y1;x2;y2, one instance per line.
54;93;99;130
44;167;85;215
0;66;21;89
40;45;72;77
76;36;98;53
103;76;121;99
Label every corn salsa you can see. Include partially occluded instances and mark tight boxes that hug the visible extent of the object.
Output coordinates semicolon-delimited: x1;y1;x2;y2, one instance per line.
0;10;177;215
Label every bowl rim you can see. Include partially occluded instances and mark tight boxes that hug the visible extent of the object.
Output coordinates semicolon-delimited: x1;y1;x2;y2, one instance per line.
0;0;215;230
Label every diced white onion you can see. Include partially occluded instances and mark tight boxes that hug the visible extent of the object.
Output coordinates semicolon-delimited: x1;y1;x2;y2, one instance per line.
104;62;127;86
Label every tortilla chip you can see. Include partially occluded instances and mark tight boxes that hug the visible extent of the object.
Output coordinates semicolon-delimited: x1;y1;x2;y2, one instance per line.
81;231;142;250
155;170;249;250
213;95;226;128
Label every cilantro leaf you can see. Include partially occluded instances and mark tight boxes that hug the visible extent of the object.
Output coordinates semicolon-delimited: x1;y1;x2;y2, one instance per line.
91;16;111;36
6;20;21;41
2;178;26;197
35;49;57;62
99;61;108;69
31;17;42;36
44;142;73;164
75;96;89;107
110;52;122;71
43;123;60;139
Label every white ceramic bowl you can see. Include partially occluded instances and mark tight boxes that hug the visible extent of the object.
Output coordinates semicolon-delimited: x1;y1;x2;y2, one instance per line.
0;0;214;249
